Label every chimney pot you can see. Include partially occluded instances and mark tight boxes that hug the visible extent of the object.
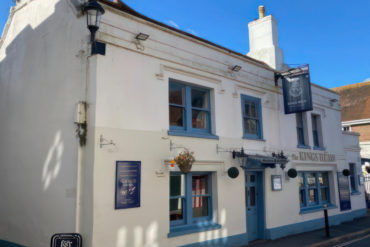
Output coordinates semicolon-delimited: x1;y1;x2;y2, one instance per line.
258;5;265;19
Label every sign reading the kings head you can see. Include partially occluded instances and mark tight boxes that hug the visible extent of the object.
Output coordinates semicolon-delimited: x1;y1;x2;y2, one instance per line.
282;65;313;114
292;151;336;162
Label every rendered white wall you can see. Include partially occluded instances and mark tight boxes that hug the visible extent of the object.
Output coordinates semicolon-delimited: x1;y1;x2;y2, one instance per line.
0;0;89;246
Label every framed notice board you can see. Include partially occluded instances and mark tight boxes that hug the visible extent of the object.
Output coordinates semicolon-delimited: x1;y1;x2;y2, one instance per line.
115;161;141;209
337;172;351;211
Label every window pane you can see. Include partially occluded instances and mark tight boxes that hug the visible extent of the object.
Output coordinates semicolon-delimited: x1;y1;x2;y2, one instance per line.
170;174;185;197
170;198;183;221
250;175;255;182
297;128;305;145
313;130;319;147
308;189;317;204
191;89;208;108
169;83;184;105
296;113;303;128
192;196;209;218
312;115;317;131
250;103;257;118
318;173;328;186
321;188;328;202
245;103;250;116
244;119;257;134
192;175;209;195
307;173;316;187
298;173;304;188
300;190;305;205
192;110;208;129
250;187;256;206
169;106;184;127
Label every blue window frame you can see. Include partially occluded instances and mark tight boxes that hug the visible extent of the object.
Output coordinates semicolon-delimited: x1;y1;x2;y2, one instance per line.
241;94;263;140
169;172;219;237
298;172;330;211
169;79;217;139
296;113;306;146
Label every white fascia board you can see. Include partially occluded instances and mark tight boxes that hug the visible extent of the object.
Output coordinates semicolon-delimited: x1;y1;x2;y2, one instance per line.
342;118;370;126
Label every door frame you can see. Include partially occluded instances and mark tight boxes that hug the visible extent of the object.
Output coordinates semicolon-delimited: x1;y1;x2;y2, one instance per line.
244;168;266;241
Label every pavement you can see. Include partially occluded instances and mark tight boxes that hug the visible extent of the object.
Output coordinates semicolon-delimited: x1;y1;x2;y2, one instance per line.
245;211;370;247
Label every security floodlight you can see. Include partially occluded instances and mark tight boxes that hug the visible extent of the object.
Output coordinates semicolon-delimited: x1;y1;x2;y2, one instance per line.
231;65;242;72
135;33;150;41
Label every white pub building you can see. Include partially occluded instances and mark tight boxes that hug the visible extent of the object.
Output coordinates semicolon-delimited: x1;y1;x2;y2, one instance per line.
0;0;366;246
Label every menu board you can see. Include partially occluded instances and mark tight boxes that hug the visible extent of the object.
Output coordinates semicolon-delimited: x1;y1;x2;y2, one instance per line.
337;172;351;211
115;161;141;209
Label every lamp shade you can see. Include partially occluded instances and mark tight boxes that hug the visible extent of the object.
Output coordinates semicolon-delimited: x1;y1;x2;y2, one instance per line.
84;1;105;29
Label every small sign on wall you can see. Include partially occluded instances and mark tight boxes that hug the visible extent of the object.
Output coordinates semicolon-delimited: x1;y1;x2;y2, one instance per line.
115;161;141;209
50;233;82;247
271;175;282;191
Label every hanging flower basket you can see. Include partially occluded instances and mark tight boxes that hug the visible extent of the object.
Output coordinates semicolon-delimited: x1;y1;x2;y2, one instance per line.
174;150;195;174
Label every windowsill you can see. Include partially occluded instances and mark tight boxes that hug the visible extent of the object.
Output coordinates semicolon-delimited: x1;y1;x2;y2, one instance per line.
242;136;265;141
168;130;219;140
313;146;326;151
300;204;337;214
297;144;311;149
351;191;361;196
168;222;221;238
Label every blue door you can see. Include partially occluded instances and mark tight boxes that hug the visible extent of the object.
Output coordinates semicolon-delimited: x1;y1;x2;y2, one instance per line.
245;171;264;242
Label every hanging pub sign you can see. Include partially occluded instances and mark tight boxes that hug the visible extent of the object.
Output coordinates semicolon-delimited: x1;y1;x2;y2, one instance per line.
115;161;141;209
281;65;313;114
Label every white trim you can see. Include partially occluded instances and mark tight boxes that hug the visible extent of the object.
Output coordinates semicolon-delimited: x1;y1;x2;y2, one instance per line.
342;118;370;126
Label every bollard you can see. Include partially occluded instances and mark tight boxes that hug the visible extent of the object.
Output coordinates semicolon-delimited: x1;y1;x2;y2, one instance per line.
324;204;330;237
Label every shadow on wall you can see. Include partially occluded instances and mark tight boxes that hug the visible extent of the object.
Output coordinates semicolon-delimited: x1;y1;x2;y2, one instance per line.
113;209;229;246
0;0;88;246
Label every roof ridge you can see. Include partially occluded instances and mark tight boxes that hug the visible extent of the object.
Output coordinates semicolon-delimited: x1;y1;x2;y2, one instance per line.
332;81;370;91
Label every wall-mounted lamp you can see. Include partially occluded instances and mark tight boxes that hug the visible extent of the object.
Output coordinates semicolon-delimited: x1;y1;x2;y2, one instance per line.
136;32;150;41
231;65;242;72
83;0;106;55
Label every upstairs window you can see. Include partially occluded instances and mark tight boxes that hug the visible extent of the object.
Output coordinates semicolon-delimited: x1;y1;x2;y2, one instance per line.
296;112;306;146
241;95;263;140
311;114;323;149
169;80;216;138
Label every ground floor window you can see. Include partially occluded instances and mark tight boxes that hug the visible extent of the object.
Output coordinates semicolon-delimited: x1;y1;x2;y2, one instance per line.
170;172;213;230
298;172;330;210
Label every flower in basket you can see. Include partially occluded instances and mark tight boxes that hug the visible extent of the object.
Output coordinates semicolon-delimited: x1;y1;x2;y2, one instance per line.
174;150;195;173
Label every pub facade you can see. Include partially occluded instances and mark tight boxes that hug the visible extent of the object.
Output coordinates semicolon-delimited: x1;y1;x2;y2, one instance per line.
0;0;366;246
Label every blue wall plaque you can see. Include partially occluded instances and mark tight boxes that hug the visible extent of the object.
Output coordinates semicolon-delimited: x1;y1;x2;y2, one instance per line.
115;161;141;209
337;172;351;211
50;233;82;247
282;66;313;114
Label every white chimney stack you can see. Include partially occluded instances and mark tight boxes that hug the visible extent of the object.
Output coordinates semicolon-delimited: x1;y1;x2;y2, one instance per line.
247;6;284;71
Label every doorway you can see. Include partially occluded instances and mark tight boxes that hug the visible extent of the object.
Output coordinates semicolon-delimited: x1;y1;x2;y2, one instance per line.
245;171;265;242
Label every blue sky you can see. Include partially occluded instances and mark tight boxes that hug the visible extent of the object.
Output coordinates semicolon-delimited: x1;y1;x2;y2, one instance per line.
1;0;369;88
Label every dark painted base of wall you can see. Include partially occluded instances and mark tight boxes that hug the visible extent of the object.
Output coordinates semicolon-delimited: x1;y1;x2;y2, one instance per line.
181;208;367;247
0;240;26;247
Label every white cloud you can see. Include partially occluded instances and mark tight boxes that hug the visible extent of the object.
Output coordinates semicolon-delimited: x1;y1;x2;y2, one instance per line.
166;20;180;29
186;28;198;36
363;78;370;82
